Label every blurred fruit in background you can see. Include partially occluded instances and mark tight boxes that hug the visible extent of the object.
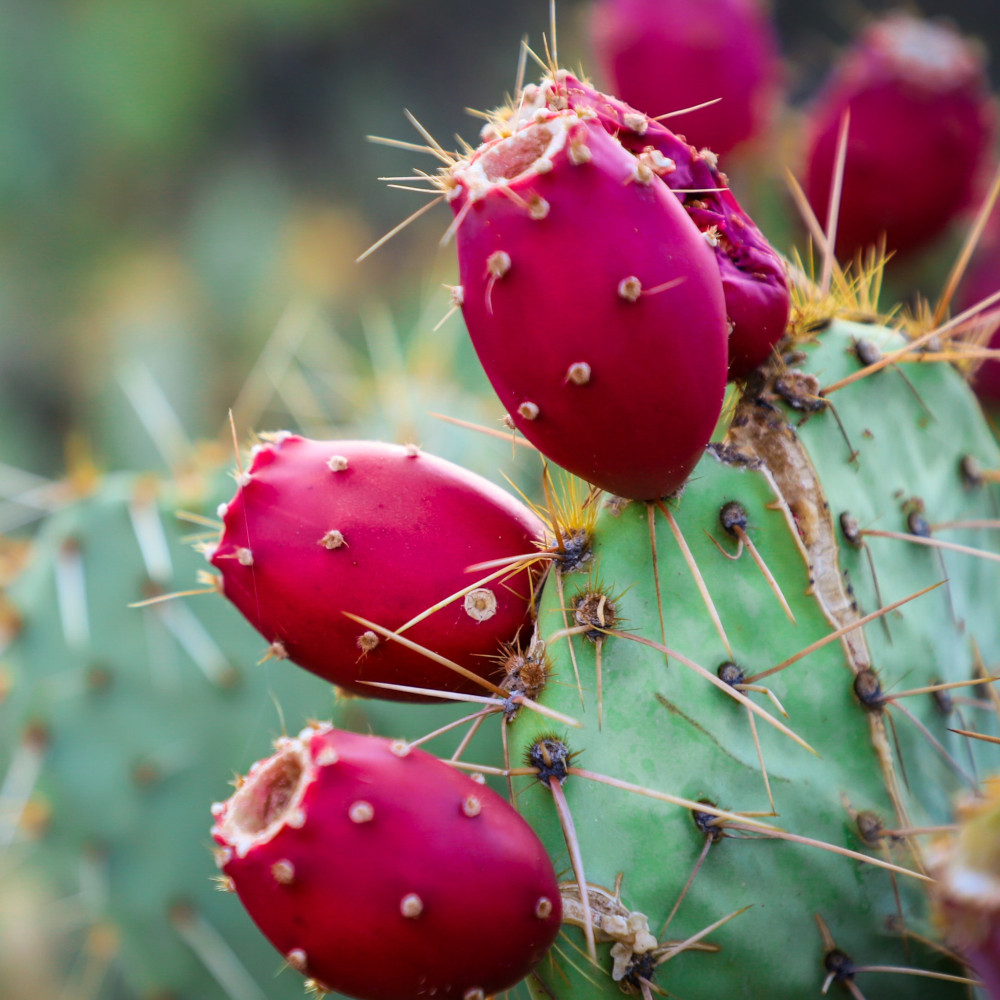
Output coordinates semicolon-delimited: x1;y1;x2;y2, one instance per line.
588;0;783;156
802;11;997;262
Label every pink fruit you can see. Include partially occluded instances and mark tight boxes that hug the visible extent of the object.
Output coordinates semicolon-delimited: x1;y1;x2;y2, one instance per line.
211;724;562;1000
957;209;1000;403
803;12;997;260
209;435;544;699
554;72;790;379
589;0;782;156
446;106;729;501
475;71;789;383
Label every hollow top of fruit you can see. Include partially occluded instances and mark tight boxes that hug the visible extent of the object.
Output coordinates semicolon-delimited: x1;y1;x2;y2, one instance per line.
854;13;986;92
451;111;575;203
213;734;314;858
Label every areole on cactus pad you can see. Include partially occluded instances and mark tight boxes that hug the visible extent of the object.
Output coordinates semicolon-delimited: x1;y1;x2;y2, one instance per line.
209;435;545;700
211;724;561;1000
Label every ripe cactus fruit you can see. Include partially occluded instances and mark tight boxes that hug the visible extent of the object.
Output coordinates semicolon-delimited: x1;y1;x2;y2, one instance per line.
446;106;729;500
0;468;510;1000
475;71;790;381
211;723;561;1000
956;213;1000;404
803;12;997;260
210;435;544;699
588;0;782;157
508;316;1000;998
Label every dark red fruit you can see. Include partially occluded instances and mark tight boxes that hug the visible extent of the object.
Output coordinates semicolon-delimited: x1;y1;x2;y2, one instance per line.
212;724;562;1000
447;107;729;500
210;436;544;699
804;12;997;260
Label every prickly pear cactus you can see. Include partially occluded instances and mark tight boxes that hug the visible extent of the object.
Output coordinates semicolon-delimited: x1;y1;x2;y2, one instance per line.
0;467;508;1000
509;316;1000;999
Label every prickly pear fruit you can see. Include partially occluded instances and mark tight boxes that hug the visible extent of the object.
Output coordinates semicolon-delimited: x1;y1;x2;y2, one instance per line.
803;11;997;260
447;107;729;500
210;435;544;700
211;723;562;1000
487;71;790;381
589;0;782;156
956;214;1000;404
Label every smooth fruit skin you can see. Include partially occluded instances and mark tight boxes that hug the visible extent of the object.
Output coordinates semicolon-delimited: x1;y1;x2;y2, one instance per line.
210;436;544;699
212;725;562;1000
450;109;729;501
956;213;1000;403
589;0;782;156
514;72;790;380
803;12;997;260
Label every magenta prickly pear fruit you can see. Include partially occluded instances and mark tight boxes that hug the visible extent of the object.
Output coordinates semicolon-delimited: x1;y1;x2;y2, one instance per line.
446;107;729;500
493;72;790;381
211;724;562;1000
957;213;1000;403
589;0;782;156
803;11;997;260
209;435;544;699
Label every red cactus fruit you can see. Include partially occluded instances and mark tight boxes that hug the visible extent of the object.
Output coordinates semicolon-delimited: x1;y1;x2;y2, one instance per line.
558;72;790;379
447;106;729;500
589;0;782;157
209;435;544;699
803;12;997;261
957;211;1000;403
475;71;789;383
211;724;562;1000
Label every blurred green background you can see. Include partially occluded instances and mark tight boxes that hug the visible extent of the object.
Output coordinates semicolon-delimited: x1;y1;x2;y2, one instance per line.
4;0;1000;490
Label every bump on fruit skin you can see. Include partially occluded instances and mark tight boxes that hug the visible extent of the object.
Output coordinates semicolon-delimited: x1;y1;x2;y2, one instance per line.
803;12;997;260
211;436;545;699
212;725;562;1000
449;109;729;500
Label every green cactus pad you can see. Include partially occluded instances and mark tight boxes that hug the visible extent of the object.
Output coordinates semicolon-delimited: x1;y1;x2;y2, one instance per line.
511;318;1000;999
0;469;511;1000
